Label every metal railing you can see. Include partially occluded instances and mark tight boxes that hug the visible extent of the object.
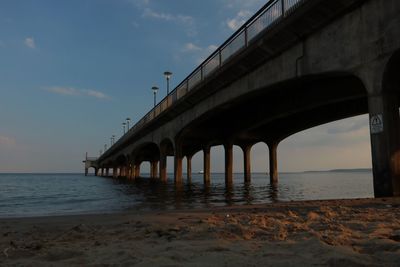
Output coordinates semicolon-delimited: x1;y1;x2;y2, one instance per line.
103;0;304;158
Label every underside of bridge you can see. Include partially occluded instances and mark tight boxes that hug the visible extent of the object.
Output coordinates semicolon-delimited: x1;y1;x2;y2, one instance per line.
94;0;400;198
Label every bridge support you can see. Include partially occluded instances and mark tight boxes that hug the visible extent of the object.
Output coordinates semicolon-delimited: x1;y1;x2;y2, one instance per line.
100;168;104;177
105;168;109;177
242;145;252;183
160;152;167;182
224;143;233;186
151;161;158;178
268;141;279;184
368;93;400;197
134;163;140;178
174;145;183;184
203;146;211;184
187;155;192;182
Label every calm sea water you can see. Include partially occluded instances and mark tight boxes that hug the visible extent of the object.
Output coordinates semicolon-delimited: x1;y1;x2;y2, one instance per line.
0;171;373;218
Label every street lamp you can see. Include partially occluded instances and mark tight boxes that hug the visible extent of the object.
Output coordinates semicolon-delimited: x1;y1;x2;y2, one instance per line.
111;135;115;145
152;86;159;107
163;71;172;95
122;122;126;135
126;117;131;131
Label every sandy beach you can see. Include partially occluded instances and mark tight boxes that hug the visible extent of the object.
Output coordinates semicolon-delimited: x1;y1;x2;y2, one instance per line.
1;198;400;266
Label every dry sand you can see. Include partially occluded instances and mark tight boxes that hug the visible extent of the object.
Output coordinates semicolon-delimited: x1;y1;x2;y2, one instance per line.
1;198;400;266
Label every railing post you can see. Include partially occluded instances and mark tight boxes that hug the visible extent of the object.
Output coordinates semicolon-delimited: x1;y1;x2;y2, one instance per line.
244;28;248;47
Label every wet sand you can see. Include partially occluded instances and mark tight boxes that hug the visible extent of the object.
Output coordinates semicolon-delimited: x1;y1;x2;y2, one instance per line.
1;198;400;266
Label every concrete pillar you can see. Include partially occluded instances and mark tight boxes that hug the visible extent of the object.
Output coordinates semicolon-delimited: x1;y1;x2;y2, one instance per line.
129;165;135;179
242;145;252;183
160;149;167;182
95;168;98;176
203;146;211;184
113;167;117;178
100;168;104;177
174;143;183;184
187;155;192;182
85;168;88;176
368;93;400;197
135;163;141;178
224;143;233;186
105;168;109;177
151;161;158;178
268;142;279;184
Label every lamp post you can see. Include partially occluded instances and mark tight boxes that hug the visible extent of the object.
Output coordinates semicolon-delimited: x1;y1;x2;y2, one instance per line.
122;122;126;135
163;71;172;95
111;135;115;145
152;86;159;107
126;118;131;131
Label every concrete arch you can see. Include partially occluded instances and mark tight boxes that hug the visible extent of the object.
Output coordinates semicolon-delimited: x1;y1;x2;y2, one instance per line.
383;49;400;94
130;142;160;163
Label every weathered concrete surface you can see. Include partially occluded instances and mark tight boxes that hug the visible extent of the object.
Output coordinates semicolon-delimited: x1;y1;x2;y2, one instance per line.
96;0;400;197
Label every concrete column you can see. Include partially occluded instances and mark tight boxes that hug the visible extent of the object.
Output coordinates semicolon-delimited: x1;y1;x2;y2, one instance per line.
203;146;211;184
187;155;192;182
151;161;158;178
85;168;88;176
135;163;141;178
268;142;279;184
224;143;233;186
113;167;117;178
174;143;183;184
160;150;167;182
105;168;109;177
368;93;400;197
129;165;135;179
95;168;98;176
100;168;104;177
242;145;252;183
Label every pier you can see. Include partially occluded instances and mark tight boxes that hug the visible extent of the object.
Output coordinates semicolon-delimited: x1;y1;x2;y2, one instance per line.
87;0;400;198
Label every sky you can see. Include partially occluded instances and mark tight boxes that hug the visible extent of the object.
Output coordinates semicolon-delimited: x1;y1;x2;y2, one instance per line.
0;0;372;173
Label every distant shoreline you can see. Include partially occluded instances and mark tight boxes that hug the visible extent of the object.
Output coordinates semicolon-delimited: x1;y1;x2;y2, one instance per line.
0;169;372;175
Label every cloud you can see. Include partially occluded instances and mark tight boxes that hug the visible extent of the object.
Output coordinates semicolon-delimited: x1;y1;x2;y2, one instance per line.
24;37;36;49
0;135;16;147
83;89;109;100
326;117;368;134
221;0;264;9
183;43;202;52
44;86;110;100
45;87;80;96
141;8;196;36
181;43;219;64
227;10;252;31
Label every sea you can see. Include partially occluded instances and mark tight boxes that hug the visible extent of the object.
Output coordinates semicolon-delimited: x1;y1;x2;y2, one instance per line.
0;170;373;218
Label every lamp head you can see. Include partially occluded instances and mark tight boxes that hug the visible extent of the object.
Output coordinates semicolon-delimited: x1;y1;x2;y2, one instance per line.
164;71;172;80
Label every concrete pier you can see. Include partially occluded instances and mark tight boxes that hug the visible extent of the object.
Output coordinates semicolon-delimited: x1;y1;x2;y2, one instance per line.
203;146;211;184
224;143;233;186
268;142;278;184
90;0;400;197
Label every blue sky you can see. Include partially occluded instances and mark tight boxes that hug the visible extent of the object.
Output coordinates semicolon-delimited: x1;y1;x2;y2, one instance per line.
0;0;372;173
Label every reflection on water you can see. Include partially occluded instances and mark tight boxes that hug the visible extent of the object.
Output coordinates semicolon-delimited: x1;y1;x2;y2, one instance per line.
0;171;373;217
